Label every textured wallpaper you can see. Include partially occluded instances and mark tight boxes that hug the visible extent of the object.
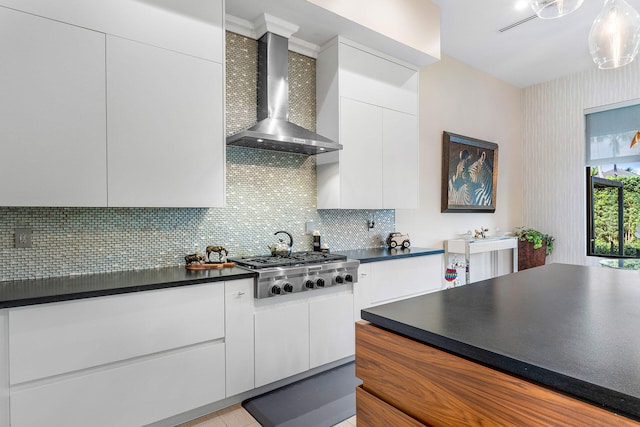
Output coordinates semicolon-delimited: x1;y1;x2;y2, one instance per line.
522;60;640;266
0;32;394;281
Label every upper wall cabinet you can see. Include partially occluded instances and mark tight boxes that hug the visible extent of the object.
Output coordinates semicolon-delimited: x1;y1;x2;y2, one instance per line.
0;7;107;206
0;0;222;61
106;36;224;207
316;39;419;209
0;1;225;207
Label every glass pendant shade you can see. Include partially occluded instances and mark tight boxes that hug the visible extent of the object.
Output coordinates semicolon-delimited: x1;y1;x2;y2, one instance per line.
589;0;640;69
530;0;584;19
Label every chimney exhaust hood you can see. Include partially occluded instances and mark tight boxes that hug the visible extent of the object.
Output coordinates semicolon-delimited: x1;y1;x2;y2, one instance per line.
226;31;342;155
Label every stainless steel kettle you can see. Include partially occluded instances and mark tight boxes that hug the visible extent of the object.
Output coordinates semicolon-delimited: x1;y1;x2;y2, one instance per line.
268;230;293;257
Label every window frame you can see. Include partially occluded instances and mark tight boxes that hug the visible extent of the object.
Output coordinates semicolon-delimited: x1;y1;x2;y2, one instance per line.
586;169;625;258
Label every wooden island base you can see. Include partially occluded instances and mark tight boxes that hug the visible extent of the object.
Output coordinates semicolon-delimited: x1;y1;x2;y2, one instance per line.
355;321;640;427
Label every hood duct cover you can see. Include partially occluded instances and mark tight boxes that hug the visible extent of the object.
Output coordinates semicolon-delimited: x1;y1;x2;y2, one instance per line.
226;32;342;155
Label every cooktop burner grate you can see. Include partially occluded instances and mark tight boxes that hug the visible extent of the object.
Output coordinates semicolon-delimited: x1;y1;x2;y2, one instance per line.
229;251;347;269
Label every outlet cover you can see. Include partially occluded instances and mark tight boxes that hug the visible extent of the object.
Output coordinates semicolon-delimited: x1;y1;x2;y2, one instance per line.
15;227;32;248
306;221;315;233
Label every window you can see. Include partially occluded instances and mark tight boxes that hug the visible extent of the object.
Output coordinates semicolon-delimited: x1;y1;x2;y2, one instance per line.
585;100;640;258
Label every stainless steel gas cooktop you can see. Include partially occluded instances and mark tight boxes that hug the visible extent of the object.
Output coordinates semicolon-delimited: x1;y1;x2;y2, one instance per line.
228;252;359;299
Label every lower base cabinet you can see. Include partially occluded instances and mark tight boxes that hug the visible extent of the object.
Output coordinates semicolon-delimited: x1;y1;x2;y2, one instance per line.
254;301;310;388
354;255;443;320
225;279;255;397
0;310;8;427
6;282;226;427
310;291;354;369
11;343;225;427
254;287;354;388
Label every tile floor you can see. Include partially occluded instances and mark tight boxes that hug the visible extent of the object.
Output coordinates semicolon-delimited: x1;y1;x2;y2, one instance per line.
177;404;357;427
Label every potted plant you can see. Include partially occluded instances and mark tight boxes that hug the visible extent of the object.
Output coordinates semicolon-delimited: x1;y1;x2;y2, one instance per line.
515;227;555;271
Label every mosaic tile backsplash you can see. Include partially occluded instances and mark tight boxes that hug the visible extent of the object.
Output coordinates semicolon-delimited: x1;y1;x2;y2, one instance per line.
0;32;394;281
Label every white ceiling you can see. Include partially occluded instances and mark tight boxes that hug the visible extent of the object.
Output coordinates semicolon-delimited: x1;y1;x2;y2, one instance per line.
225;0;640;88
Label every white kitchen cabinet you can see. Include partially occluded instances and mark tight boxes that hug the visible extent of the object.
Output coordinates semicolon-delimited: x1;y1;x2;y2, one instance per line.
225;279;255;397
106;35;225;207
355;255;444;313
0;310;8;427
9;283;224;384
254;300;310;388
353;264;372;321
0;2;225;208
369;255;443;305
382;109;419;208
0;0;223;62
11;342;225;427
316;38;419;209
338;42;418;115
337;98;384;208
0;7;107;206
309;289;354;369
8;283;225;427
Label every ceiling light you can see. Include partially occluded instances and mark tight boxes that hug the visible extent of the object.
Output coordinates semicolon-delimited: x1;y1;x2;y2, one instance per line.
589;0;640;69
515;0;529;11
530;0;584;19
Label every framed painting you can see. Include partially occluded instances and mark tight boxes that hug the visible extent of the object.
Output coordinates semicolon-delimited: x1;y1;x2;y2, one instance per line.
441;131;499;213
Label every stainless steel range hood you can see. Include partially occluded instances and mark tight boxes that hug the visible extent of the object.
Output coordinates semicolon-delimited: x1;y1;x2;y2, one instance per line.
226;32;342;155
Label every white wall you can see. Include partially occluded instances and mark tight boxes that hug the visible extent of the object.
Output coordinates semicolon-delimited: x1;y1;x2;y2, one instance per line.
396;55;523;255
307;0;440;59
522;58;640;266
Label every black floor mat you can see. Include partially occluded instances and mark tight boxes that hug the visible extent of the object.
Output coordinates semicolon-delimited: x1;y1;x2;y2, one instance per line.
242;362;361;427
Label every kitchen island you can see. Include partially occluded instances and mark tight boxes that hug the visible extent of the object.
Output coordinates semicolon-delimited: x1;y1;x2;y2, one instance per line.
357;263;640;426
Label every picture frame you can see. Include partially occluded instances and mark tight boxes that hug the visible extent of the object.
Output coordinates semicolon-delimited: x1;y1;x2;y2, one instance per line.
441;131;499;213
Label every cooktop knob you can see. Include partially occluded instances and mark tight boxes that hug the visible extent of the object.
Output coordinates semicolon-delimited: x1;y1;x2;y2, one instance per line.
270;285;281;295
316;278;325;287
283;283;293;293
305;279;315;289
335;275;344;284
344;274;353;283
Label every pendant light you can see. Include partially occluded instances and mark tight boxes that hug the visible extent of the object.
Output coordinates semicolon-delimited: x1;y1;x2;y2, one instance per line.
589;0;640;69
530;0;584;19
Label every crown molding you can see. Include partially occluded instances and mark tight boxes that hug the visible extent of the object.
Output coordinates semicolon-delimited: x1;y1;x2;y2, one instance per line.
225;14;320;58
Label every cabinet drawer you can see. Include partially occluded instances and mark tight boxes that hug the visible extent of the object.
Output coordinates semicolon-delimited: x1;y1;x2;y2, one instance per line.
9;283;224;384
11;342;225;427
356;386;426;427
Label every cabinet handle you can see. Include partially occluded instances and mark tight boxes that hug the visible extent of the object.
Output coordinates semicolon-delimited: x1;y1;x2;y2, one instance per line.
237;291;245;296
360;273;367;277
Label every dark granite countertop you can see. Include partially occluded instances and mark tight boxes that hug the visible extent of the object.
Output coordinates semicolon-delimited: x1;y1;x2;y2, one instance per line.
0;266;256;309
335;247;443;263
361;263;640;421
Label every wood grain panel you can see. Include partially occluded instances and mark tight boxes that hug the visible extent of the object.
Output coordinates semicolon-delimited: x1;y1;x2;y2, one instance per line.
356;385;427;427
356;321;640;427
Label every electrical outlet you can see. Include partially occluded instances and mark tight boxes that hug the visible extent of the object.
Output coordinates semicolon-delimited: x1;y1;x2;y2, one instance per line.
15;227;32;248
306;221;315;233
